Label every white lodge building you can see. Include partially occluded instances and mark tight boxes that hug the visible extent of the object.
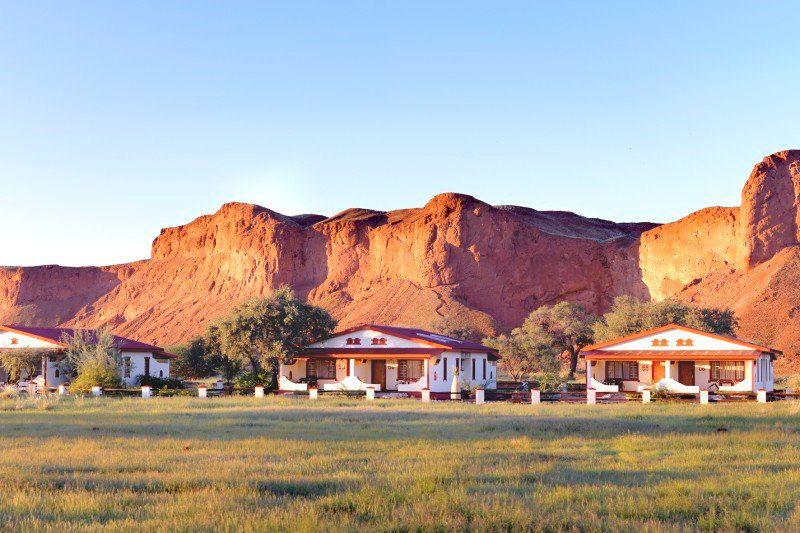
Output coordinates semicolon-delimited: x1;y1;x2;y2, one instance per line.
581;324;779;394
0;325;175;388
279;324;499;396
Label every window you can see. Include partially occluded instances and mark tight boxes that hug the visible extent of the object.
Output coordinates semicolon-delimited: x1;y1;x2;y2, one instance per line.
123;357;131;378
710;361;745;383
55;369;60;378
482;359;486;379
443;358;448;380
472;359;476;380
307;358;336;379
371;337;387;345
605;361;639;381
159;370;164;378
345;337;361;345
144;356;150;377
398;360;424;381
10;337;18;345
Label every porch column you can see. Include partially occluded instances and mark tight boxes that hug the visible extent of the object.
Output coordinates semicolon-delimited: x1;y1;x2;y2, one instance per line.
42;354;48;388
348;358;355;377
664;360;672;380
424;358;430;389
586;360;593;390
749;360;755;391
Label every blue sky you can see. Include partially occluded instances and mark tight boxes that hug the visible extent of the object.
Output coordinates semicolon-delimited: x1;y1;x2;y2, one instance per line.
1;1;798;266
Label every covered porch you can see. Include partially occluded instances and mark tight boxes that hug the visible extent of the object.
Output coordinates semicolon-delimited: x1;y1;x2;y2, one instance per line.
279;350;436;393
585;354;764;394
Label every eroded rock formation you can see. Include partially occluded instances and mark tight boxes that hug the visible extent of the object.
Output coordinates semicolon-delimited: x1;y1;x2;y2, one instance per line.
2;150;799;371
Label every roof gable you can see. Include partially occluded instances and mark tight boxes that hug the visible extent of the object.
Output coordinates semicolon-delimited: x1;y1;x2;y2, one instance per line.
583;324;778;353
0;325;164;353
308;324;497;353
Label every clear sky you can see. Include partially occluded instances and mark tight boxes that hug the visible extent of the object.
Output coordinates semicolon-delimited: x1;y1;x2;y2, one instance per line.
1;1;798;267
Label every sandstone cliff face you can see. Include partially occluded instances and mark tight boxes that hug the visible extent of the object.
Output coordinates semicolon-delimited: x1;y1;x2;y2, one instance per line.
2;149;799;372
65;193;652;344
739;150;800;268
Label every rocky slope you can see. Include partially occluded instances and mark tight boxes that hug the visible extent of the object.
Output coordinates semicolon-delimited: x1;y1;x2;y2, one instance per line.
1;149;799;371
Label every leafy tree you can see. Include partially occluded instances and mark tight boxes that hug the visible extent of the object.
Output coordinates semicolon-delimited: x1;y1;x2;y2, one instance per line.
429;315;483;343
213;286;337;389
518;302;596;380
168;336;218;378
0;348;47;383
592;296;738;342
61;328;123;391
483;329;561;382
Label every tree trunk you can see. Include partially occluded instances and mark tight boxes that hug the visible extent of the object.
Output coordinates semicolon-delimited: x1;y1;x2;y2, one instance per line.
568;347;578;381
269;357;279;391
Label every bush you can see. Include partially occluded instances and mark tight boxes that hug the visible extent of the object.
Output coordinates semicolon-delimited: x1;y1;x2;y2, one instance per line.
234;370;272;389
62;328;123;391
69;364;121;392
136;375;185;390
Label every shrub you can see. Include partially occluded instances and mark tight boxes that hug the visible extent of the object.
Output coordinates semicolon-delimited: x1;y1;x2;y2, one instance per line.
136;375;185;390
62;328;123;391
0;348;48;383
234;370;272;388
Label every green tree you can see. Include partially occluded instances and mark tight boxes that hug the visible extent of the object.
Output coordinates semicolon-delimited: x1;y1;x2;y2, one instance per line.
213;286;337;389
61;328;123;391
483;328;561;383
168;336;218;378
592;296;738;342
518;301;596;380
429;315;483;342
0;348;47;383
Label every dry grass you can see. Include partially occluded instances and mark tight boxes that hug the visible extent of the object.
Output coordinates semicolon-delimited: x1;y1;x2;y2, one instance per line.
0;395;799;531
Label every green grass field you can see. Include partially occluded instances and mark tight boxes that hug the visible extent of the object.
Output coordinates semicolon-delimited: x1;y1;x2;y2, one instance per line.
0;396;799;531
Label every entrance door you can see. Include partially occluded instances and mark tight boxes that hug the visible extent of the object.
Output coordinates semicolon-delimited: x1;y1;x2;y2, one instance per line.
371;360;386;390
678;361;695;386
652;361;665;382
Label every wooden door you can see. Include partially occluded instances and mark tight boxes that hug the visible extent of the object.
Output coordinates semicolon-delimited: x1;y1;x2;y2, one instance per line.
678;361;695;386
371;360;386;390
652;361;665;382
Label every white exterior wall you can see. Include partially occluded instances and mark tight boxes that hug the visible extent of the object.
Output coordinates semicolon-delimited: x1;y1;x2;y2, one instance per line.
428;351;496;393
121;352;170;386
0;331;60;349
311;331;429;349
602;328;756;351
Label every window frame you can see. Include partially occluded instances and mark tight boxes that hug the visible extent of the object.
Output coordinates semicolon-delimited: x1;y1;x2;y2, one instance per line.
709;361;745;383
604;361;639;381
398;360;424;382
307;358;337;379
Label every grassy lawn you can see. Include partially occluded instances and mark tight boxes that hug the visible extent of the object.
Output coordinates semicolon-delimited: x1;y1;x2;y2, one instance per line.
0;396;799;531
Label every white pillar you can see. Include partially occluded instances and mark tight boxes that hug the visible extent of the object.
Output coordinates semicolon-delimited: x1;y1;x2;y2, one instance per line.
141;386;152;398
366;387;375;400
198;386;208;398
254;386;265;398
757;389;766;403
700;390;708;404
309;388;318;400
91;386;102;397
58;385;67;395
475;388;485;405
664;360;672;380
348;358;355;377
421;389;431;402
642;390;651;404
586;361;593;389
531;389;541;404
215;380;224;390
587;389;596;405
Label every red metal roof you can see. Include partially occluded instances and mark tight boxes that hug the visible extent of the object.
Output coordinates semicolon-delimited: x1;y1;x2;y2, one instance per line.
1;325;174;358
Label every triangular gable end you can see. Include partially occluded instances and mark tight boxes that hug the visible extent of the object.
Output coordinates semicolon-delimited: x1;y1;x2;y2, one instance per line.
0;328;63;350
308;327;435;350
586;324;773;352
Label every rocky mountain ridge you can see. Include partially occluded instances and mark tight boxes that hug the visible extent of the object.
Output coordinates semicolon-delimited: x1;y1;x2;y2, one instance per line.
2;149;799;371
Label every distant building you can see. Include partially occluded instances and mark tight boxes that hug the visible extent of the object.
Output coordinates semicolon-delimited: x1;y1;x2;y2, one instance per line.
581;323;778;394
279;324;499;397
0;325;175;388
